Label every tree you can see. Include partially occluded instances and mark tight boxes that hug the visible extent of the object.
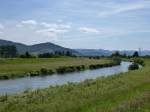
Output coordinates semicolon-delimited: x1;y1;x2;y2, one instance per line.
38;53;53;58
25;52;30;58
133;51;139;57
122;53;127;58
111;51;121;57
19;52;34;58
66;51;72;56
0;45;17;58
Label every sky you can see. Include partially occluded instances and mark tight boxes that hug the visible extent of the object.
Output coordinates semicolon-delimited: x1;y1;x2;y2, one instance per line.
0;0;150;50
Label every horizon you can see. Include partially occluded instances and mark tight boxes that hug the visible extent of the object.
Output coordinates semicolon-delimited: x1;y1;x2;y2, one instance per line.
0;0;150;50
1;38;150;51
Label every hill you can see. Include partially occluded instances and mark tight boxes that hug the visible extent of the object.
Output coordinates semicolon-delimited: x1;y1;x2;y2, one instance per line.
75;49;112;56
0;39;77;54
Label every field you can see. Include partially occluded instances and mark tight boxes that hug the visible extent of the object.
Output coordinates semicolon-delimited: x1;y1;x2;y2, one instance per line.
0;58;149;112
0;57;112;79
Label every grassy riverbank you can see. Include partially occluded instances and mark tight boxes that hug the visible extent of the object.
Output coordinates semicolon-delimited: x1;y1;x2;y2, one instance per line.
0;57;113;79
0;58;149;112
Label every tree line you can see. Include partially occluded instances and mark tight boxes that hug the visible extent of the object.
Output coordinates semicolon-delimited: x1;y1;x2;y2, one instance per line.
111;51;139;58
0;45;149;58
0;45;73;58
0;45;17;58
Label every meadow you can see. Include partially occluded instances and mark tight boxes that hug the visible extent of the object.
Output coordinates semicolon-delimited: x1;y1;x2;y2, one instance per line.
0;58;149;112
0;57;113;79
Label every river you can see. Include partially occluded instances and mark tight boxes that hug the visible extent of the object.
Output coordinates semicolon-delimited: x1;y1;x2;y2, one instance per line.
0;61;132;95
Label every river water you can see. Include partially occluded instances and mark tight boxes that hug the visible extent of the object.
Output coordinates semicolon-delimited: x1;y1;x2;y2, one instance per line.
0;61;132;95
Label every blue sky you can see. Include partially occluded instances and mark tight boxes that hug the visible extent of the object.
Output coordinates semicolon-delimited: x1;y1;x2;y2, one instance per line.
0;0;150;50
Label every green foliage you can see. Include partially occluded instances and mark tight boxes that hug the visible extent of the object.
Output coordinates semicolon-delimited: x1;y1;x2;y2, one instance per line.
133;58;145;66
40;68;54;75
0;45;17;58
132;51;139;57
40;68;48;75
112;57;121;65
29;71;40;77
111;51;121;57
19;52;36;58
0;94;8;102
128;63;139;70
56;65;85;74
38;53;54;58
38;51;73;58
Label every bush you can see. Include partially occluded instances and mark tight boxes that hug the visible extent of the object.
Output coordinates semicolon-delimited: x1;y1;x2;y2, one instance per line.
112;57;121;65
0;94;8;102
0;75;9;80
29;71;40;77
133;58;145;66
56;65;86;74
128;63;139;70
40;68;54;76
56;67;74;74
40;68;48;75
81;65;85;70
76;66;82;71
48;69;54;75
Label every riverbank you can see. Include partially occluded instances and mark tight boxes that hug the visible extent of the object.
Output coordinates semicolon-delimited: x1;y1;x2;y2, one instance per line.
0;57;116;80
0;61;129;95
0;58;149;112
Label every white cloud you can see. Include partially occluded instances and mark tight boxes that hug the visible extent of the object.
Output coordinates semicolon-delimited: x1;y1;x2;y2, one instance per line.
36;29;57;37
22;20;37;26
98;1;150;17
79;27;100;34
16;20;71;38
36;28;68;38
41;22;71;29
0;23;4;29
36;22;71;38
16;20;37;29
41;22;57;28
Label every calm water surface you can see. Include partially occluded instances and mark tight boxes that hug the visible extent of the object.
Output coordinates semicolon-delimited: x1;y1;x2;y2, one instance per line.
0;61;132;95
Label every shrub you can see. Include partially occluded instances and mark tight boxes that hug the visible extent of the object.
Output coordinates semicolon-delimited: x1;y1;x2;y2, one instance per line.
112;57;121;65
0;94;8;102
56;67;74;74
76;66;82;71
29;71;40;77
128;63;139;70
89;64;104;69
0;75;9;80
133;58;145;66
40;68;48;75
56;65;86;74
81;65;85;70
48;69;54;75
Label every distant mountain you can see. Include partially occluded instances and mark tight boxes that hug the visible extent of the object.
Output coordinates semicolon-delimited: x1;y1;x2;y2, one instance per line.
75;49;112;56
119;50;150;56
75;49;150;56
0;39;150;56
0;39;78;54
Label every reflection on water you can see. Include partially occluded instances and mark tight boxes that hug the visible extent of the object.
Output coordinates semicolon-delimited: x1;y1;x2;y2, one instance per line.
0;61;132;95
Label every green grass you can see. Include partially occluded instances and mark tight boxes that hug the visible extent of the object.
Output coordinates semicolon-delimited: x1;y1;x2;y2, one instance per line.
0;57;112;79
0;58;149;112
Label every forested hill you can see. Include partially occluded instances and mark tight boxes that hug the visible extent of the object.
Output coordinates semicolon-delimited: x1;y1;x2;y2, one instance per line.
0;39;77;54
